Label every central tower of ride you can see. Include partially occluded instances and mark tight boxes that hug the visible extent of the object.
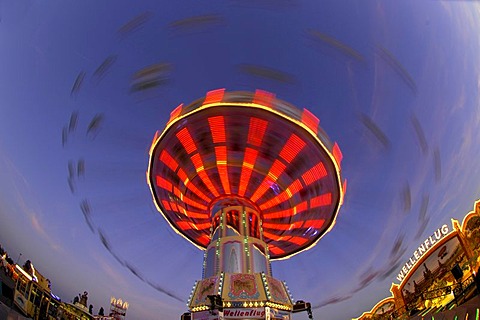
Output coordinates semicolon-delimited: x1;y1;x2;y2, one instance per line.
147;89;345;319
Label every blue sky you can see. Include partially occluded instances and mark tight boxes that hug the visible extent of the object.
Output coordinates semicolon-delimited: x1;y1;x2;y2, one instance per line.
1;1;480;319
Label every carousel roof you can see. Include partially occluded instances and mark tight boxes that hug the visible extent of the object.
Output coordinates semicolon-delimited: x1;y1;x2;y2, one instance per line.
148;89;345;259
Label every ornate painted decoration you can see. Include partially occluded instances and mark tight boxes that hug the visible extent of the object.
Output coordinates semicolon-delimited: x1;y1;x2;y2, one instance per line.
228;274;260;300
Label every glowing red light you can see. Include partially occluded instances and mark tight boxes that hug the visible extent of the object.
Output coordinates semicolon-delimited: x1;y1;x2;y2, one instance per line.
149;90;344;258
170;201;179;212
176;169;211;202
343;179;347;195
263;201;308;220
263;208;293;219
177;168;188;182
270;160;286;180
301;108;319;135
168;103;183;123
208;116;226;143
259;179;304;211
288;179;303;195
250;160;286;202
268;245;285;255
296;201;308;213
310;193;332;208
243;147;258;166
253;90;275;108
177;221;191;231
333;142;343;168
301;161;327;186
250;180;271;203
190;154;220;197
176;128;197;154
184;211;210;220
304;219;325;229
263;221;303;231
263;231;279;241
178;220;210;231
199;171;220;197
173;186;182;199
197;235;211;246
283;236;308;246
279;134;306;163
161;199;172;211
247;117;268;147
203;88;225;105
190;154;204;171
182;195;208;211
156;175;173;192
215;146;231;194
238;148;258;197
159;150;179;172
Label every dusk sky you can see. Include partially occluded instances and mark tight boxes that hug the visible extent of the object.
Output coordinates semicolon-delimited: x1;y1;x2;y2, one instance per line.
1;1;480;319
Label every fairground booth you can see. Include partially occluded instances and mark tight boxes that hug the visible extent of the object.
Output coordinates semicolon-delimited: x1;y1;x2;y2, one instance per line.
355;199;480;320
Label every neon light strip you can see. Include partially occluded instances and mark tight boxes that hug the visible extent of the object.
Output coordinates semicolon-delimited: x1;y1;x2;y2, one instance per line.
161;200;172;211
247;117;268;147
176;127;197;154
208;116;226;143
215;146;231;194
250;134;305;202
281;236;308;246
301;108;319;135
159;150;179;172
167;200;209;219
178;193;208;211
160;150;212;203
203;88;225;105
263;231;308;246
301;161;327;186
176;168;211;202
190;154;220;197
183;209;209;219
268;245;285;255
177;221;211;231
253;89;275;108
238;148;258;197
263;221;304;231
304;219;325;229
332;142;343;168
263;201;308;219
310;193;332;208
259;179;304;211
196;235;210;246
279;134;306;163
263;230;284;241
250;160;287;203
156;175;173;192
263;219;324;238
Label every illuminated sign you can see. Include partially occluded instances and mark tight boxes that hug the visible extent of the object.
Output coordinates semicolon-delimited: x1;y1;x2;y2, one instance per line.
223;308;265;318
396;224;449;282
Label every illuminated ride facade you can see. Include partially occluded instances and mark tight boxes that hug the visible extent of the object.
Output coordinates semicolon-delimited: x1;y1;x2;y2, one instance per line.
355;199;480;320
147;89;345;319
